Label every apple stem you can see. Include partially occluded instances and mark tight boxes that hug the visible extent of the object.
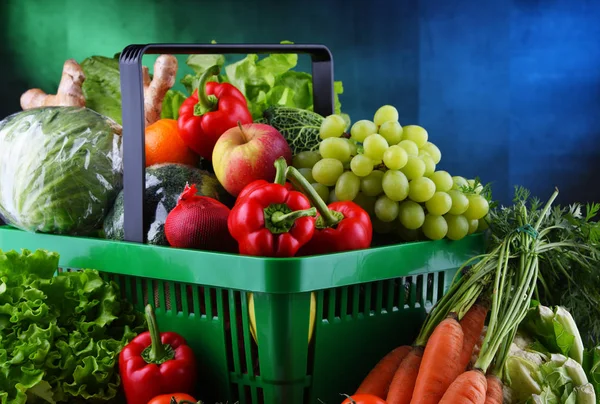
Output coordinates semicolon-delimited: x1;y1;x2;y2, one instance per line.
273;157;287;186
194;65;220;116
285;166;342;227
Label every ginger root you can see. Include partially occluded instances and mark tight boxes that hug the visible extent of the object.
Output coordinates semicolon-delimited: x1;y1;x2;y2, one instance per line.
20;59;86;110
143;54;178;127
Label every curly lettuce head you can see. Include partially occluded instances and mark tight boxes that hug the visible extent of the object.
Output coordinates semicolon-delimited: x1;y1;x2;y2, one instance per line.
0;107;123;235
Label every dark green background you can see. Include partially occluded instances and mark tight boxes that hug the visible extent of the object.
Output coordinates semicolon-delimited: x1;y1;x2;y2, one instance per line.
1;0;599;205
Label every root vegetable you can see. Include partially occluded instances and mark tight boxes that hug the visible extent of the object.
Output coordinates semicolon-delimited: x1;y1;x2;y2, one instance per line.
20;59;86;109
143;55;178;127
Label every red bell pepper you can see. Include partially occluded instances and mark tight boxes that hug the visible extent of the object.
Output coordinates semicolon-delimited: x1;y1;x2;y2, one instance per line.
177;65;253;160
119;305;197;404
228;157;317;257
285;166;373;255
235;162;294;206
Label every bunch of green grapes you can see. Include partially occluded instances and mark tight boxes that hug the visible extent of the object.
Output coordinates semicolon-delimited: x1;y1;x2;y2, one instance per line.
291;105;490;242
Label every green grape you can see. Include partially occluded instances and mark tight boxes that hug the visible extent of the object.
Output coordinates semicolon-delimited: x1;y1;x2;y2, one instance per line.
408;177;436;203
467;179;483;194
319;114;347;139
448;190;470;215
335;171;361;201
468;218;479;235
350;154;374;177
383;145;408;170
350;120;377;142
401;156;426;180
360;170;385;196
312;158;344;186
478;214;490;231
292;151;321;169
347;139;359;156
329;188;338;203
428;171;453;192
374;105;399;126
363;134;389;161
382;170;409;201
398;200;425;230
298;168;315;183
425;192;452;216
375;195;400;222
311;183;330;203
464;194;489;220
452;176;469;190
398;140;419;156
379;121;403;145
421;142;442;164
421;155;436;177
444;214;469;241
422;214;448;240
353;192;377;216
319;137;351;162
402;125;428;148
373;218;394;234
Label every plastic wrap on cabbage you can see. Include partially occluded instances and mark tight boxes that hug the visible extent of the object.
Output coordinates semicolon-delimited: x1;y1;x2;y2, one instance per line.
0;107;123;235
103;163;233;245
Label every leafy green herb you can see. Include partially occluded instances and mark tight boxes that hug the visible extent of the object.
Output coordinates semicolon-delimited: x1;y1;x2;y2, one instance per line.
0;249;144;403
488;187;600;345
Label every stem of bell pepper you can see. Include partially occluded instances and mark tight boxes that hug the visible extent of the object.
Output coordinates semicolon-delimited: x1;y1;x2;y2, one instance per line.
142;304;175;365
194;65;220;116
285;166;343;227
273;156;288;186
271;208;317;224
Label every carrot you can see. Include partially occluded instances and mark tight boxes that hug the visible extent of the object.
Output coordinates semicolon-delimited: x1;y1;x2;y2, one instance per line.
483;374;503;404
386;346;424;404
458;303;489;371
439;369;487;404
410;315;465;404
355;345;412;398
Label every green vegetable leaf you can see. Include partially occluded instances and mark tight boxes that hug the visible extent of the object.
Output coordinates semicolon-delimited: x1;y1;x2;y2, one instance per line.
186;54;225;75
0;248;144;403
160;89;188;120
80;56;123;125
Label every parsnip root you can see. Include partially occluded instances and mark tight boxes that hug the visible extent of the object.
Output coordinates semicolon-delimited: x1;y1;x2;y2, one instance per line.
20;59;86;110
143;55;178;127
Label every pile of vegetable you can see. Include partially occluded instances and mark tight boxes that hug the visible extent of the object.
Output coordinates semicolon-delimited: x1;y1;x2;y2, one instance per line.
346;187;600;404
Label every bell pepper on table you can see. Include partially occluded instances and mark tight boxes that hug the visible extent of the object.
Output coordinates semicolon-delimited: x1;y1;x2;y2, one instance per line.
228;157;317;257
177;65;253;160
285;166;373;255
119;305;197;404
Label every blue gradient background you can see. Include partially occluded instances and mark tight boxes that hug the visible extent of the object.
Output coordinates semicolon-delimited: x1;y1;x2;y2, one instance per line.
0;0;599;205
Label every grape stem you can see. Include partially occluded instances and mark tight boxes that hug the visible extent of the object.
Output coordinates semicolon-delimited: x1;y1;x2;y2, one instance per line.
286;166;342;227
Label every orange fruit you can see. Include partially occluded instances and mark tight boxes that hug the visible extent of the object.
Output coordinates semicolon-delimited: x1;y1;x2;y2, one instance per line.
145;119;199;167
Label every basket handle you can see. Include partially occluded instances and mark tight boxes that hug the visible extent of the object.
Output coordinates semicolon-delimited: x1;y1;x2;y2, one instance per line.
119;43;335;243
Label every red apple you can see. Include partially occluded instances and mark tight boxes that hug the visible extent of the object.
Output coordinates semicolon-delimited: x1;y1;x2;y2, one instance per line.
212;123;292;197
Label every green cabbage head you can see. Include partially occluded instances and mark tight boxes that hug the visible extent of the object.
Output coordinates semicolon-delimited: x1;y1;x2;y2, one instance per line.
0;107;123;235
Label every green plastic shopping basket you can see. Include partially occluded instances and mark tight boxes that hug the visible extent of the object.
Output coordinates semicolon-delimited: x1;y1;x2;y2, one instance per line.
0;43;485;404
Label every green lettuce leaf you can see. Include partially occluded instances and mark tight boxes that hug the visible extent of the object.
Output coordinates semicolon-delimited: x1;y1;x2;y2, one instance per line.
160;89;188;120
80;56;122;125
0;249;143;403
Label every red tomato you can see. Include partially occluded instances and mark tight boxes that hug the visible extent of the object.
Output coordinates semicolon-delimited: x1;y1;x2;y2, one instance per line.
341;393;387;404
147;393;197;404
